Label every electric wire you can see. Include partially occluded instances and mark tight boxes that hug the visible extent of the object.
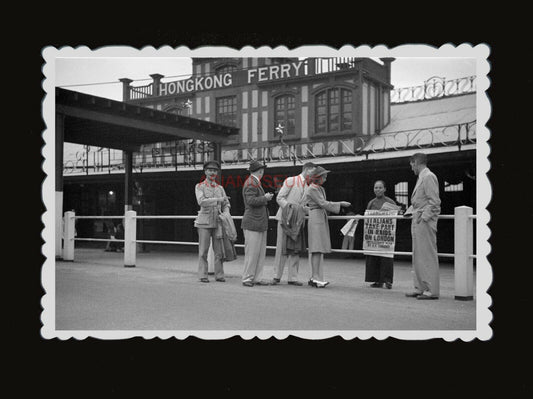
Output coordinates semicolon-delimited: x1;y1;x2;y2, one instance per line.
57;57;303;89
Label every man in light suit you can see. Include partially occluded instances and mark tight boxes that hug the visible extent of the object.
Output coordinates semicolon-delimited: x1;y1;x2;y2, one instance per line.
241;160;274;287
271;162;316;286
405;153;442;300
194;160;230;283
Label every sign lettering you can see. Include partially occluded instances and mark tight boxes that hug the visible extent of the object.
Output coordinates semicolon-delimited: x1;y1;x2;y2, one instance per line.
157;61;309;97
363;210;399;258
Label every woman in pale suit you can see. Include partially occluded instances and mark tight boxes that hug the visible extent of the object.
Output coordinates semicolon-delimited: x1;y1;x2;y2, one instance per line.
304;166;351;287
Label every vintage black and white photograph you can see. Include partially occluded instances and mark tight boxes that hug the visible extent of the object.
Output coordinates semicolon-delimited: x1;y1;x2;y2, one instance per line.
41;44;491;340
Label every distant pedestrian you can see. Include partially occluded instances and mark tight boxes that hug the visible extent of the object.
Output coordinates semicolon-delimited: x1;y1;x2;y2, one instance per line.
241;160;274;287
405;153;442;300
194;160;231;283
104;220;118;252
304;166;351;288
114;221;124;252
271;162;316;286
364;180;398;289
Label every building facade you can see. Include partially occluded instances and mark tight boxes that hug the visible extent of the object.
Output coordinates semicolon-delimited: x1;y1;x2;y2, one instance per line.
63;57;477;257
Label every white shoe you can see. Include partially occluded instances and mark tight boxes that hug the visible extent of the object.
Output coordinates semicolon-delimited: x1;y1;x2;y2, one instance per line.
312;279;330;288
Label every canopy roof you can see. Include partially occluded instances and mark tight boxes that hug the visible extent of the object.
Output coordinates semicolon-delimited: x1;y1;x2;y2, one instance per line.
56;88;239;152
383;93;476;133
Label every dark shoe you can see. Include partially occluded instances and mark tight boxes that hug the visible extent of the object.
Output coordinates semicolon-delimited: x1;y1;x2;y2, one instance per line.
417;294;439;300
370;282;383;288
288;281;303;286
242;281;254;287
200;278;210;283
385;283;392;289
254;281;270;286
215;278;226;282
272;278;281;285
405;292;422;297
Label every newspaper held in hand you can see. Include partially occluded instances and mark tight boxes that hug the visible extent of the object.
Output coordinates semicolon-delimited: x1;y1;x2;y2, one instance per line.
341;217;359;237
363;209;399;258
403;205;414;216
381;202;400;211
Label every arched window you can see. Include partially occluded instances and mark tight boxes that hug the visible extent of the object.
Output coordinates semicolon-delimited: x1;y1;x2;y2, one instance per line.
274;95;296;136
315;88;352;133
215;64;238;75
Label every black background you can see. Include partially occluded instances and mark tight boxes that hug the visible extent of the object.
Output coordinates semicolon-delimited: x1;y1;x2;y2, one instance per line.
16;20;531;396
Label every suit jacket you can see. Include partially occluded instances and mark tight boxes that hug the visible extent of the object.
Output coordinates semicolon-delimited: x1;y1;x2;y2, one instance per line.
411;167;441;223
241;175;270;232
275;173;309;221
194;180;230;229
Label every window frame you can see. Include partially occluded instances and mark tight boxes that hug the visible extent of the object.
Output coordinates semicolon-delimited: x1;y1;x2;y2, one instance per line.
310;84;356;137
215;95;238;128
274;94;297;137
268;88;301;143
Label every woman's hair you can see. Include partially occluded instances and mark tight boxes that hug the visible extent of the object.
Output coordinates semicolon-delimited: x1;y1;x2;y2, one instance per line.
374;180;386;189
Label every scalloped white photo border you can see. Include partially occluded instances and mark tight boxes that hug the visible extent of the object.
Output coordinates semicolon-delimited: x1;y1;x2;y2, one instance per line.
41;44;491;341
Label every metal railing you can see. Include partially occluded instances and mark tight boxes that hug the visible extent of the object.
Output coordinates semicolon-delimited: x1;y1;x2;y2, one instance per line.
60;206;476;300
129;84;153;100
314;57;358;74
390;76;476;104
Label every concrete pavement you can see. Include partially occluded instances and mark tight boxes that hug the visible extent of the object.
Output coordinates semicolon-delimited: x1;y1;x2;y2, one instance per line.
55;248;476;331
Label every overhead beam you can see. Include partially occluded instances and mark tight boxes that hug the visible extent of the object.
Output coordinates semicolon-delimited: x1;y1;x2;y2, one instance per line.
57;104;234;144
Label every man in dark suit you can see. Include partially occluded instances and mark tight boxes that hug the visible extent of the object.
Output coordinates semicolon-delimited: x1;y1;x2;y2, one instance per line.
241;160;274;287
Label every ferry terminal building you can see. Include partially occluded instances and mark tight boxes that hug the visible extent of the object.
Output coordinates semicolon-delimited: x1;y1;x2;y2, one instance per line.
62;57;477;258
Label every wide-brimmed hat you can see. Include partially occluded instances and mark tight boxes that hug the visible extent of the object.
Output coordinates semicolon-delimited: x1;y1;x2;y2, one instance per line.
203;160;221;170
313;166;330;177
248;160;266;172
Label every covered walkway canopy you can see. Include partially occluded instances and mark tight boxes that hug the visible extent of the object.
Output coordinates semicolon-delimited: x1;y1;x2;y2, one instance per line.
55;87;239;258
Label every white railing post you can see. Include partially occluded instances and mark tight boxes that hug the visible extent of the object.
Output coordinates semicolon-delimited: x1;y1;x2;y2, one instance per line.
124;210;137;268
63;211;75;261
454;206;474;300
56;193;63;259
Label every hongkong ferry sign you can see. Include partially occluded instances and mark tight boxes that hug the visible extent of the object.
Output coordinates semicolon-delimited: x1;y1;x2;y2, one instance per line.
158;60;309;96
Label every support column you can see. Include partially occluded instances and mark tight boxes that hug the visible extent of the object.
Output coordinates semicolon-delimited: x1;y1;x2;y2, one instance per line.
213;142;222;164
119;78;133;101
124;150;133;212
454;206;474;300
150;74;164;97
56;113;65;259
379;57;395;83
63;211;75;261
356;60;364;136
124;210;137;268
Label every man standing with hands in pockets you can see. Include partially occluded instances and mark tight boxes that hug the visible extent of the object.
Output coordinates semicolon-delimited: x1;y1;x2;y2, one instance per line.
241;160;274;287
405;153;442;300
271;162;316;286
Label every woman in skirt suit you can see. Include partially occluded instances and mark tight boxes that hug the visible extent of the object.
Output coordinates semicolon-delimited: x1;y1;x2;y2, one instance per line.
304;166;351;287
